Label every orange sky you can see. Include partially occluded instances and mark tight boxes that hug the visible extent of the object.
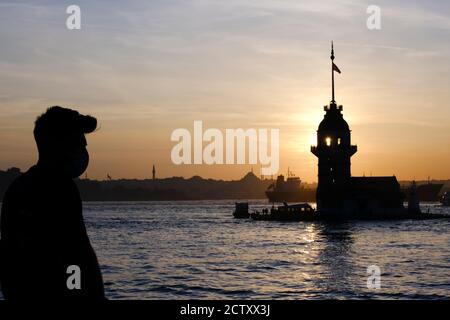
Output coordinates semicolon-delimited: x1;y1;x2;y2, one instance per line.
0;1;449;182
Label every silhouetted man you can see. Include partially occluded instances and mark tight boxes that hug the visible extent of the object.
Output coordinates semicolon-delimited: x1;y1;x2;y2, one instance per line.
0;106;105;300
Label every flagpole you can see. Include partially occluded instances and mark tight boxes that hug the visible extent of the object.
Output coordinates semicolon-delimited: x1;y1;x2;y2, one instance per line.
331;41;335;103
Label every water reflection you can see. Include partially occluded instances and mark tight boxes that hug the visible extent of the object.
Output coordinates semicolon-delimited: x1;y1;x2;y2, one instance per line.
315;223;354;297
35;201;450;299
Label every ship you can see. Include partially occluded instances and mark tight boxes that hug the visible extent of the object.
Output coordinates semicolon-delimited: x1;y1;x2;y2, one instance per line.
403;182;444;202
416;183;444;202
265;171;304;203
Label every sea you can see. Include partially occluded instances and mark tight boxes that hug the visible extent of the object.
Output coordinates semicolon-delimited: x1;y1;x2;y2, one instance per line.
1;200;449;299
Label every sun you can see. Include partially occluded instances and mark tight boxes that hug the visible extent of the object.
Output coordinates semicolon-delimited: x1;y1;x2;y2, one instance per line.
308;132;317;147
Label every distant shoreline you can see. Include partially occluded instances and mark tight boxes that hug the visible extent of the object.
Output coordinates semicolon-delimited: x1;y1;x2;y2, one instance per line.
1;167;448;203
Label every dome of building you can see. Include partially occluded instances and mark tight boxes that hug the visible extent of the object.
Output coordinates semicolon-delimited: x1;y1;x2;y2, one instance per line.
318;107;349;132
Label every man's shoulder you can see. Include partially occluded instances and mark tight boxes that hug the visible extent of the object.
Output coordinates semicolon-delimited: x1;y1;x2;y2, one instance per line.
3;165;81;211
3;166;41;201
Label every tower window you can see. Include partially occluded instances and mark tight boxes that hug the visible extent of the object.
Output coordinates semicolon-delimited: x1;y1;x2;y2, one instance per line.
338;138;341;145
325;137;331;146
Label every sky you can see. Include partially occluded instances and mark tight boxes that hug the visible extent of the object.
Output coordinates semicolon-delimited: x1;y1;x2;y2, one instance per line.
0;0;449;182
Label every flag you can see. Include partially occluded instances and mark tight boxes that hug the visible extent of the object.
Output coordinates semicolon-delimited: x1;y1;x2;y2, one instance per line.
332;62;341;74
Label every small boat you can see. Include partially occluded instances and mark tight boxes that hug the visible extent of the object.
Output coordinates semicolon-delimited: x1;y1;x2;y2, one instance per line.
251;202;316;221
441;192;450;206
233;202;250;218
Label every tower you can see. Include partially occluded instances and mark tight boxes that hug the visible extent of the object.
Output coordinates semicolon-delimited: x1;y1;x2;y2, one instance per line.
152;164;156;180
311;42;357;212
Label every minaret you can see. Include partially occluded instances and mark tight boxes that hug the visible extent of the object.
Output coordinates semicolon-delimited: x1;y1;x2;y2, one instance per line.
152;164;156;180
311;42;357;213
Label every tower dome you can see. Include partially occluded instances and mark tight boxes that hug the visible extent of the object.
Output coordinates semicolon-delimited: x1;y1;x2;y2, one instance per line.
318;104;349;132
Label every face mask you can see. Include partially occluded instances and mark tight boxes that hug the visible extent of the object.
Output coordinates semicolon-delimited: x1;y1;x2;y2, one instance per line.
63;148;89;178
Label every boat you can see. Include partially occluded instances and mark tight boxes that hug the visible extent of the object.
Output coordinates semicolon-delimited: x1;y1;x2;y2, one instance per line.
233;202;250;218
251;203;316;221
416;183;444;202
265;172;304;203
441;192;450;206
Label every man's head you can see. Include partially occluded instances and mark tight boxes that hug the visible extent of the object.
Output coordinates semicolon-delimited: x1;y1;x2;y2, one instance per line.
34;106;97;178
